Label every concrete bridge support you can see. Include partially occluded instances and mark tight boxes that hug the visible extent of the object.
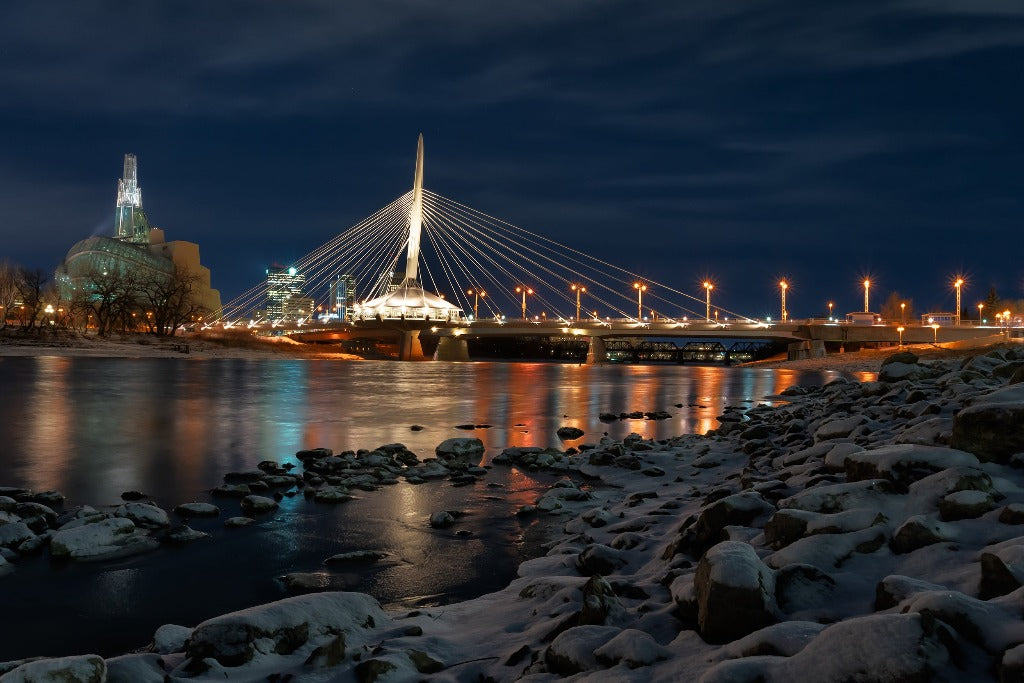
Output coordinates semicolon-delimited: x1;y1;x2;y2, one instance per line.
586;336;607;365
399;330;426;361
434;336;470;362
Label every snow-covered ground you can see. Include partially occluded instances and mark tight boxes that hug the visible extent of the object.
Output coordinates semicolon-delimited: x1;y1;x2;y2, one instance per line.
3;346;1024;681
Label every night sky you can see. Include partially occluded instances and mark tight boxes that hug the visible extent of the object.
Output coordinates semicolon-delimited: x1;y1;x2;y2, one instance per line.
2;1;1023;319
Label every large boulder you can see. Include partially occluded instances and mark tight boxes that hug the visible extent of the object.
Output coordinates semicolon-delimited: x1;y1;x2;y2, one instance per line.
687;492;776;556
772;613;951;680
544;625;620;676
980;543;1024;599
879;362;925;382
694;541;777;643
951;385;1024;463
186;592;387;667
843;445;979;490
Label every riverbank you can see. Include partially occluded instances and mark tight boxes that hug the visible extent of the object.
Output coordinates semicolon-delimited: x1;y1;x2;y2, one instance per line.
3;344;1024;680
0;330;363;360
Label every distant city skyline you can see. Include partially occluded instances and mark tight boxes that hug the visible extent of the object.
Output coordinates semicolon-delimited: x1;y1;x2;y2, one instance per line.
2;2;1023;318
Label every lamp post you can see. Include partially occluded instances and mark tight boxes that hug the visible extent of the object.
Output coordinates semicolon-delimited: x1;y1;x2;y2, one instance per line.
828;301;834;321
779;280;788;322
978;303;984;325
931;323;939;344
954;278;964;326
1004;310;1012;333
863;279;871;313
900;302;906;326
466;288;485;319
633;282;647;321
703;281;714;322
897;326;905;347
515;286;533;320
571;284;586;321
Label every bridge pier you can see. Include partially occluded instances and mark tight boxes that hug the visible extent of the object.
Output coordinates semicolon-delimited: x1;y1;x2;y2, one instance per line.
433;336;470;362
585;336;607;365
398;330;426;361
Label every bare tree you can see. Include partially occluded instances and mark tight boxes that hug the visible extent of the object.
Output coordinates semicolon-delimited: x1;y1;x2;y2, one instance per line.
139;265;206;335
881;292;913;324
0;261;20;329
16;268;47;330
78;268;140;336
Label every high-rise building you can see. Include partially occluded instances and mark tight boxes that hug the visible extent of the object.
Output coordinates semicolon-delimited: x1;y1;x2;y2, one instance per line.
265;266;313;320
332;274;356;320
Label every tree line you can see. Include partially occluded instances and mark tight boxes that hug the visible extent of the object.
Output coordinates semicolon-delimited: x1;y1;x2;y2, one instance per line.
0;260;208;336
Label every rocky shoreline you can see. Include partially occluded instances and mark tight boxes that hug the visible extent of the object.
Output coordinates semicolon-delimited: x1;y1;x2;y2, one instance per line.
3;345;1024;681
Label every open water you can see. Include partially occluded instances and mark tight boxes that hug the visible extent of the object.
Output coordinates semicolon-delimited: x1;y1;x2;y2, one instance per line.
0;357;853;659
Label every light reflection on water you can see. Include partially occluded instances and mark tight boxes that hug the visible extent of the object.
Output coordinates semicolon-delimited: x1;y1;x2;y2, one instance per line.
0;356;857;659
1;357;856;503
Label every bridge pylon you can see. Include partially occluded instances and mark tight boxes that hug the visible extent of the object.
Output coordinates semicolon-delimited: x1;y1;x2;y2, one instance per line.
399;330;426;361
585;336;607;365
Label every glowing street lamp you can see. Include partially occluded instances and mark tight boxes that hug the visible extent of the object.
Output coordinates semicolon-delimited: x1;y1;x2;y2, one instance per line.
779;280;788;322
570;284;586;321
828;301;834;321
633;282;647;321
900;302;906;325
931;323;940;344
515;286;533;320
978;303;984;324
897;326;905;346
863;279;871;313
953;277;964;326
466;288;486;319
703;281;714;322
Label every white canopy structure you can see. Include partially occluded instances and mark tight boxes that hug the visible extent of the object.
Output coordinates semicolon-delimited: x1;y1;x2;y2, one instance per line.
355;282;462;322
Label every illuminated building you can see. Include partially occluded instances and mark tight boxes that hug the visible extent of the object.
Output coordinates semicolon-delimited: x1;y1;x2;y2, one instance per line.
332;274;356;320
265;266;313;320
56;154;221;315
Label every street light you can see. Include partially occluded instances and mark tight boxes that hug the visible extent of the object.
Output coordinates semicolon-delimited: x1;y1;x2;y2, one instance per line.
954;277;964;326
779;280;788;322
515;286;533;320
703;281;714;322
570;284;586;321
633;282;647;321
828;301;834;321
978;303;984;325
931;323;940;344
897;326;905;347
863;279;871;313
900;302;906;326
466;288;486;319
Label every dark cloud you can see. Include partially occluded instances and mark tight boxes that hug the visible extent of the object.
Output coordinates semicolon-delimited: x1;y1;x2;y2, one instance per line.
1;1;1022;315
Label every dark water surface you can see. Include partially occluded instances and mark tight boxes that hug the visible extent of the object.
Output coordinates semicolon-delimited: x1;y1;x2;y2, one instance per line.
0;357;847;659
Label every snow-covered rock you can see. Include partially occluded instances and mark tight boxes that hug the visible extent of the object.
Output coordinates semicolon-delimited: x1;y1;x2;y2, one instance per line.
49;517;158;562
1;654;106;682
183;592;388;668
695;541;778;643
114;502;169;529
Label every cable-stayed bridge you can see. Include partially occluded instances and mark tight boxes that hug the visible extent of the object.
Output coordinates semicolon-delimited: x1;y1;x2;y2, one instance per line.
216;136;1001;361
